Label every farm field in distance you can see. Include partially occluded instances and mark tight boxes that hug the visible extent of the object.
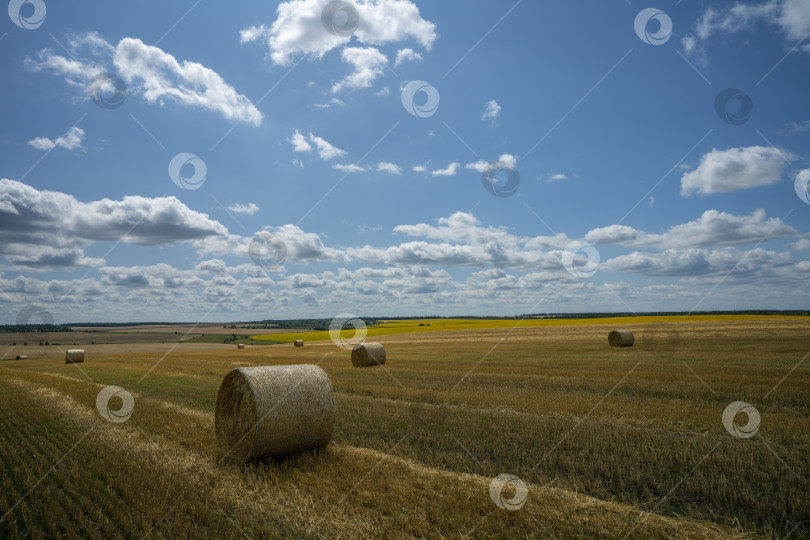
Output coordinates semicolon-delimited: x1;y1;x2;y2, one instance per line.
0;316;808;538
252;313;805;343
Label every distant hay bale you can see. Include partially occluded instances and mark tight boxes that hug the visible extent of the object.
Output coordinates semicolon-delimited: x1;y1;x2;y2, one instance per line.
294;340;304;347
215;364;335;462
237;344;245;349
608;330;634;347
351;342;386;367
65;349;85;363
17;355;27;360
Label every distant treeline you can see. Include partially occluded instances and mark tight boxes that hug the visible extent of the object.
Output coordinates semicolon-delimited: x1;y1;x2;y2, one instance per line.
70;322;183;327
0;324;72;333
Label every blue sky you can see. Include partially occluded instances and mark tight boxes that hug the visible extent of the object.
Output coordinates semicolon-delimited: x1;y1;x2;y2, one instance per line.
1;0;810;323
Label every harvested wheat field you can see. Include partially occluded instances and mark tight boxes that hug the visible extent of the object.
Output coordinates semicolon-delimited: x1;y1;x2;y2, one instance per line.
0;318;808;538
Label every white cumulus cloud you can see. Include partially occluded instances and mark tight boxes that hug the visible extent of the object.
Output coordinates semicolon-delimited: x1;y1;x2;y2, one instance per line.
586;209;796;248
289;130;346;160
482;99;501;120
377;162;402;174
432;162;460;176
395;47;423;66
0;179;228;269
680;146;791;196
682;0;810;62
241;0;437;66
25;33;262;125
27;127;85;151
333;163;365;173
227;202;259;215
331;47;388;93
114;38;263;126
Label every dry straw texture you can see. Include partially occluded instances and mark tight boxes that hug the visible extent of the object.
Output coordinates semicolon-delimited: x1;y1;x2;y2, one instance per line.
608;330;634;347
65;350;85;363
294;340;304;347
237;344;245;349
351;342;386;367
215;364;335;462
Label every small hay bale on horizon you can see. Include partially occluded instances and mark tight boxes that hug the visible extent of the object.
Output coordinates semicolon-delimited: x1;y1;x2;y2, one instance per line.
215;364;335;462
351;342;386;367
294;340;304;347
237;343;245;349
65;350;85;363
608;330;634;347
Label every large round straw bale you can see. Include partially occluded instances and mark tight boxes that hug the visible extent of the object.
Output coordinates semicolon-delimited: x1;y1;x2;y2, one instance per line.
237;343;245;349
294;340;304;347
608;330;634;347
351;342;386;367
65;349;85;363
215;364;335;462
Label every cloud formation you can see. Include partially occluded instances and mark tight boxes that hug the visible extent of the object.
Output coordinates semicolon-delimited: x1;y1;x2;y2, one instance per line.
240;0;436;66
227;202;259;215
376;162;402;174
680;146;791;196
25;33;262;125
331;47;388;93
27;127;85;151
395;48;423;66
482;100;501;120
289;130;346;159
683;0;810;62
0;179;228;268
586;209;796;248
432;162;460;176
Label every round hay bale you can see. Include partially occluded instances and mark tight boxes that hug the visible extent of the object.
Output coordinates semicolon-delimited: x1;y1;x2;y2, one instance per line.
608;330;634;347
17;356;27;360
351;342;386;367
237;343;245;349
215;364;335;462
294;340;304;347
65;349;85;363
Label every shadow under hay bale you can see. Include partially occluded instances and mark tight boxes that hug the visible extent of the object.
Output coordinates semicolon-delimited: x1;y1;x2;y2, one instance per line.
215;364;335;463
65;350;85;363
351;342;386;367
608;330;634;347
294;340;304;347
